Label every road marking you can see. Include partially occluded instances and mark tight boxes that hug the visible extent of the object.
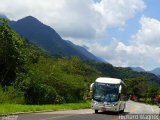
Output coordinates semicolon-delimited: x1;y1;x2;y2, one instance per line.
80;112;93;114
150;107;154;113
39;115;73;120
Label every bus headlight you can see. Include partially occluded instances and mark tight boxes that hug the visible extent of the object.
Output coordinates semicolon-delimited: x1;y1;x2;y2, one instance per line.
112;102;118;106
113;104;118;106
92;100;98;105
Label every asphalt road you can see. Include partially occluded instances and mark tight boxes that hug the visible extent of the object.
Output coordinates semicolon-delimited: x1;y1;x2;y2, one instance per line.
0;101;160;120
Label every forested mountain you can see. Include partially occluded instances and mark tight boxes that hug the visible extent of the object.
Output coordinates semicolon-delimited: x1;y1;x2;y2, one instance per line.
0;18;160;105
0;18;101;104
87;62;160;84
9;16;101;62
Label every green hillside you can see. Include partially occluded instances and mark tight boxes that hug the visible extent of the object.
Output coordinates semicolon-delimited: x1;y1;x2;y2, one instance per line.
0;18;100;104
0;18;160;105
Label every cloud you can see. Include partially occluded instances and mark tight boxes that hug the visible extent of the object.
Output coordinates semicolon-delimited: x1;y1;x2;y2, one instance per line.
93;0;145;29
0;0;96;39
132;17;160;46
89;17;160;70
0;0;145;40
131;17;160;64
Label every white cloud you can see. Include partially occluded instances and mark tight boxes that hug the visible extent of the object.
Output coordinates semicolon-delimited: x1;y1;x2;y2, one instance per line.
0;0;96;39
89;17;160;70
0;0;145;40
131;17;160;64
132;17;160;46
93;0;145;28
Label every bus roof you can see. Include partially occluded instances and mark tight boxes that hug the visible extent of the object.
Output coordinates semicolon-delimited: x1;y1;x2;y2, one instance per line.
95;77;123;84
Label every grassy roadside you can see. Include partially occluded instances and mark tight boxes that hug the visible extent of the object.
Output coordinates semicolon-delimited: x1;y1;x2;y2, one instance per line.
0;102;91;114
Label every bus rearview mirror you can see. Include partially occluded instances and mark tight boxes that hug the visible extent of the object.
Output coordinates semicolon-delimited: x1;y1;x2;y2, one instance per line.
119;85;122;93
90;83;94;93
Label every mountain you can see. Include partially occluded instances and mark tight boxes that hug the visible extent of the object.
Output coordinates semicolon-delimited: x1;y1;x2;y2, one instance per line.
0;14;9;20
88;62;160;85
66;40;101;61
131;67;145;72
9;16;101;61
150;68;160;76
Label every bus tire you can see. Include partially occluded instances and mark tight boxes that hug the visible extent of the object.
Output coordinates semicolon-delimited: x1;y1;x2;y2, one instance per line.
121;109;124;113
95;110;98;113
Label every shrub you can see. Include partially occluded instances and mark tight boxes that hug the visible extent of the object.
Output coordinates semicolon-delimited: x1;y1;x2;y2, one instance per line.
144;98;153;104
24;84;60;104
0;86;24;104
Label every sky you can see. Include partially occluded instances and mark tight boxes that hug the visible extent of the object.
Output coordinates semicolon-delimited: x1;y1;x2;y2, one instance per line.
0;0;160;70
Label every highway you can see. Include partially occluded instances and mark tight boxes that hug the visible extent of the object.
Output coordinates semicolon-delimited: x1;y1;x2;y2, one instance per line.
0;101;160;120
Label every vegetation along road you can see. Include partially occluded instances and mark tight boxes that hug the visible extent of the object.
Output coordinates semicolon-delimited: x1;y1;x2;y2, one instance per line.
1;101;159;120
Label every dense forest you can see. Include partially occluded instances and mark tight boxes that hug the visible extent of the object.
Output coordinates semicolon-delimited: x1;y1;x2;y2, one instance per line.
0;18;160;105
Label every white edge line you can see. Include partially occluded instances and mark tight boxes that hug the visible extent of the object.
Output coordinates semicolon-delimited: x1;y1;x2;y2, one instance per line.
39;115;73;120
150;107;154;113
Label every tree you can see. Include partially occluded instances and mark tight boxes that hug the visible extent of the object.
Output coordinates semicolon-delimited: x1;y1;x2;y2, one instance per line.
0;18;19;85
0;18;31;86
124;77;147;98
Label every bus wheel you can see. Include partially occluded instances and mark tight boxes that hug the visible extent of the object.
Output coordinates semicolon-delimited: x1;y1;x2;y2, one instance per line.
119;109;124;114
121;109;124;113
95;110;98;113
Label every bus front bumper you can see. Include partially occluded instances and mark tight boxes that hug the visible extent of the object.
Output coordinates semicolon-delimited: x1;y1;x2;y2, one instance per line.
91;101;119;112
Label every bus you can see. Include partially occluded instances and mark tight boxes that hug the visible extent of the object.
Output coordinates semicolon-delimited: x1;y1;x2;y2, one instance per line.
90;77;128;113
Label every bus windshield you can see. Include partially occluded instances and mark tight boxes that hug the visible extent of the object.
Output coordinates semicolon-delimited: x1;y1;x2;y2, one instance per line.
93;82;120;102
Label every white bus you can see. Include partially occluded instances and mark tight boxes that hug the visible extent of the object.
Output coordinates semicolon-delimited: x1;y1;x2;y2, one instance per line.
90;77;128;113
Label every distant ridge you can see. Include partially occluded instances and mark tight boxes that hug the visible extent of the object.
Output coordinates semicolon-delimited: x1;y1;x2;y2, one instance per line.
131;67;145;72
0;14;9;20
150;67;160;76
